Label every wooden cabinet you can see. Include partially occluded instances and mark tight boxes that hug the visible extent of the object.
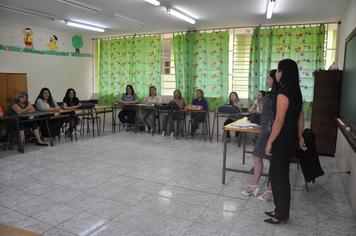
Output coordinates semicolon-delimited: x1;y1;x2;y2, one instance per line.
0;73;27;110
311;70;342;156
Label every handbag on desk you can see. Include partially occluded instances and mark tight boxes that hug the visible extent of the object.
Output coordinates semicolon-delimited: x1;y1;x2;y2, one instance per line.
218;105;240;113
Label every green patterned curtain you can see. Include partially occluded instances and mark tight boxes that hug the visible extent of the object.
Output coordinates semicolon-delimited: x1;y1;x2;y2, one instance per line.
173;31;229;111
249;25;326;119
98;35;161;104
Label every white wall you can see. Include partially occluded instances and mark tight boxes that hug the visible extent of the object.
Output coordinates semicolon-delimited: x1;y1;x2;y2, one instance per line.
335;0;356;216
337;0;356;69
0;22;93;102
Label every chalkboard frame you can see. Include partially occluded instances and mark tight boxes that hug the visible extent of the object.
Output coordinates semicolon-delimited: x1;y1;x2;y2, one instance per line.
339;27;356;152
341;27;356;129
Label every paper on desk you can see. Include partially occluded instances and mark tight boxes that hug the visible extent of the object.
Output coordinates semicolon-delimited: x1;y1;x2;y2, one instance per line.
231;121;258;128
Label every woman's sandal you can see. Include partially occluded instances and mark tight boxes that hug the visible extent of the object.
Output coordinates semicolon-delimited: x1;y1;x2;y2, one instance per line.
257;191;273;202
241;185;259;196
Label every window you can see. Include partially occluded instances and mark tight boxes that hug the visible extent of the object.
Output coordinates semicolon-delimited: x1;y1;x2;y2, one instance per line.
230;28;253;99
161;34;176;96
325;23;338;69
95;24;338;100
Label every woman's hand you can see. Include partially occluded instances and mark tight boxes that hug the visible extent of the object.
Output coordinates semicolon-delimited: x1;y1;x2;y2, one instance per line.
265;142;272;156
299;136;308;151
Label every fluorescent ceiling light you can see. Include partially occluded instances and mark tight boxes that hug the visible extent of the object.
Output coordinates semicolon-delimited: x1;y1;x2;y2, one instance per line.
266;0;276;19
65;20;105;32
114;13;144;27
144;0;160;6
0;3;55;20
56;0;101;13
166;7;196;24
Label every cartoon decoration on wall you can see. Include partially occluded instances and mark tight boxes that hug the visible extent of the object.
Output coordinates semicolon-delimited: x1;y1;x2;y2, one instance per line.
23;28;33;49
72;35;83;54
47;35;58;51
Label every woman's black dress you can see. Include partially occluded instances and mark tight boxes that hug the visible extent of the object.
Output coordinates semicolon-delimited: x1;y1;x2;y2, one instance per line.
269;87;301;221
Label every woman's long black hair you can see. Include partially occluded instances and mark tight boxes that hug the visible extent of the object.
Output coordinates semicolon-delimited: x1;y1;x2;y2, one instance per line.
277;59;303;112
35;87;55;107
173;89;182;100
268;69;281;98
228;92;239;105
63;88;77;101
125;85;135;95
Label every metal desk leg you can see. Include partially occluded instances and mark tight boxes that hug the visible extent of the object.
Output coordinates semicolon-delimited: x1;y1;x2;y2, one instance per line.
242;133;247;165
103;109;106;132
206;112;210;143
210;113;215;143
134;108;139;133
112;107;120;133
13;117;23;153
222;130;227;184
217;113;220;142
91;111;95;137
45;119;54;146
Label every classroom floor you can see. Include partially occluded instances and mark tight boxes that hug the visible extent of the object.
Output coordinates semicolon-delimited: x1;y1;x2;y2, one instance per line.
0;130;355;236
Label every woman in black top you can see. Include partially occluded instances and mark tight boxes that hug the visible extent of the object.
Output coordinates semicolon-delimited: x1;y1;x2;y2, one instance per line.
63;88;81;133
264;59;306;224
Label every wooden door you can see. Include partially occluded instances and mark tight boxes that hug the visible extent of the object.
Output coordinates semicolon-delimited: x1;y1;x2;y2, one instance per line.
7;73;27;106
0;73;8;110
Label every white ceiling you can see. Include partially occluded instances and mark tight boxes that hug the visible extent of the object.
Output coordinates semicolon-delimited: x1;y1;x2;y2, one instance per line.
0;0;351;37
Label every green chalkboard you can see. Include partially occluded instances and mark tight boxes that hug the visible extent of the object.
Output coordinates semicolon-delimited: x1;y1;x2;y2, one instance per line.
340;27;356;129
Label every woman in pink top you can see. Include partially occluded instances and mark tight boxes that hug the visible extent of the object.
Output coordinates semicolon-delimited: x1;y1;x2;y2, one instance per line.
144;86;162;132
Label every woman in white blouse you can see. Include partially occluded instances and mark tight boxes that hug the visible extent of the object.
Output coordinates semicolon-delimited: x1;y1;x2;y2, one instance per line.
144;86;162;132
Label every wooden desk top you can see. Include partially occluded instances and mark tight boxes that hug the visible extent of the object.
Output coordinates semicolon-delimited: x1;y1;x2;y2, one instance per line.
0;224;42;236
112;103;155;108
224;118;261;133
216;112;250;117
94;105;113;109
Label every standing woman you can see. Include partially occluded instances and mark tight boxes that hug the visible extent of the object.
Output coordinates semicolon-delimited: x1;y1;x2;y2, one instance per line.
241;70;279;201
264;59;306;224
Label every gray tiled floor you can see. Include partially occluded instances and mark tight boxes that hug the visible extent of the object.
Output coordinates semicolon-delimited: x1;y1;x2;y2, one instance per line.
1;131;355;236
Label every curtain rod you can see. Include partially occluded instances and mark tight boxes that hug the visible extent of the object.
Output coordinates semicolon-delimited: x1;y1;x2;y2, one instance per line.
92;20;340;40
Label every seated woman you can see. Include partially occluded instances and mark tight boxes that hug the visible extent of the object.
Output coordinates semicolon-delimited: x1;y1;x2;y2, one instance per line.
248;91;266;125
223;92;242;141
161;89;184;138
118;85;139;130
186;89;208;139
249;90;266;113
144;86;162;132
35;87;64;138
63;88;81;134
9;92;47;146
